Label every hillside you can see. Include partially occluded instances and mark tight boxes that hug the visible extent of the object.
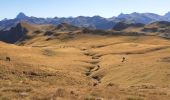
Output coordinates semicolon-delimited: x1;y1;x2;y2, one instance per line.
1;21;170;45
0;21;170;99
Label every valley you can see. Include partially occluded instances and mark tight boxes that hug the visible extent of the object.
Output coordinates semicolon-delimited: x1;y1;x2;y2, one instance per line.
1;1;170;100
0;30;170;99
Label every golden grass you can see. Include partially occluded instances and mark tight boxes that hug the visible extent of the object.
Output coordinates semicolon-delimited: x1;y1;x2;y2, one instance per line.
0;34;170;100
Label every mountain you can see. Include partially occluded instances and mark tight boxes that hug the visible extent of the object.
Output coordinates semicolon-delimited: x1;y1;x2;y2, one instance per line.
1;12;170;31
1;20;170;45
117;12;168;24
0;22;84;44
16;12;28;19
164;12;170;20
0;13;117;30
142;21;170;38
0;22;30;43
111;20;170;39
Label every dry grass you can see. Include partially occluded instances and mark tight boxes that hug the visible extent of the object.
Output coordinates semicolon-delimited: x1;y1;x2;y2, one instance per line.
0;34;170;100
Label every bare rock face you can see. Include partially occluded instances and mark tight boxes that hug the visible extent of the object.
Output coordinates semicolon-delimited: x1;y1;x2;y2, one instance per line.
0;23;28;43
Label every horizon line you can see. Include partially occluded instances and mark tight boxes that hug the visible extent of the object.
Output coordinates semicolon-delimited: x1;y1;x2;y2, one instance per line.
1;11;170;20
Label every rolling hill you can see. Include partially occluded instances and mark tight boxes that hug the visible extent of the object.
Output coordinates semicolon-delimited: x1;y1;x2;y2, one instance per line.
0;21;170;100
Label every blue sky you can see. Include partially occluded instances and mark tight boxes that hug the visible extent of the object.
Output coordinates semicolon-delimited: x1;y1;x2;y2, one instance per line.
0;0;169;19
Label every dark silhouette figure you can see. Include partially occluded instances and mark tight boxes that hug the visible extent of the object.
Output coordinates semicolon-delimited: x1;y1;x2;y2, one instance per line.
93;82;98;86
6;57;11;61
95;65;100;71
122;57;125;62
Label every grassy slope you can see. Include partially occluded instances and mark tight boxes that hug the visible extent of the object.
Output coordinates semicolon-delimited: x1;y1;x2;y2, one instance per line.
0;34;170;100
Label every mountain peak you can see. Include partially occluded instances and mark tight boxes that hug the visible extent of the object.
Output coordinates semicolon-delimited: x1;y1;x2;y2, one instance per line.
164;12;170;18
16;12;28;19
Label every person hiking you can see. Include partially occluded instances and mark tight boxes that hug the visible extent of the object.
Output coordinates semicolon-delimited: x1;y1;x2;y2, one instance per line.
122;57;125;62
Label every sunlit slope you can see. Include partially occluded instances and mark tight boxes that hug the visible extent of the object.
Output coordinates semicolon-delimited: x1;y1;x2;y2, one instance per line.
0;41;94;86
0;35;170;100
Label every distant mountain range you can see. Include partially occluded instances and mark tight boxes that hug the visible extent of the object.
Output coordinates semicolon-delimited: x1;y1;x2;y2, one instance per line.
1;12;170;30
1;20;170;44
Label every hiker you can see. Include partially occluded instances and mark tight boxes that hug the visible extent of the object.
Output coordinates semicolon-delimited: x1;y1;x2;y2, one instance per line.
122;57;125;62
97;65;100;69
6;57;11;61
95;65;100;71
